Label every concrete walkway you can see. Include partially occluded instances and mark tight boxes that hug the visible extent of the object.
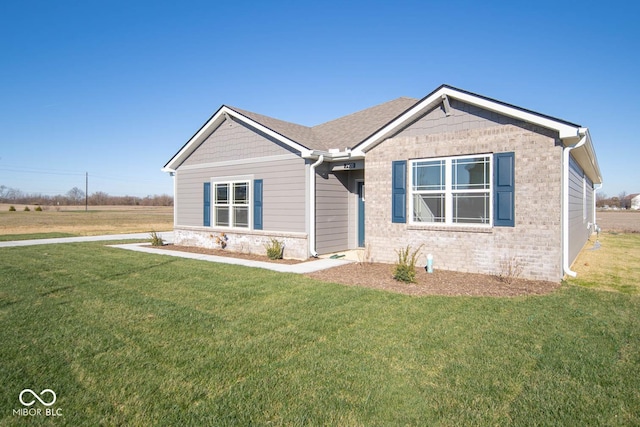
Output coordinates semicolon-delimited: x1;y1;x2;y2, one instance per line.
109;243;353;273
0;231;175;247
0;231;351;273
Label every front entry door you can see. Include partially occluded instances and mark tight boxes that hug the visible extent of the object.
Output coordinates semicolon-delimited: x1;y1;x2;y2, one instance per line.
357;181;365;247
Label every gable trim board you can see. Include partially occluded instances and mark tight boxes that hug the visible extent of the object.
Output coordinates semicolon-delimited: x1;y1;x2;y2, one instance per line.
164;84;602;281
163;106;315;173
352;85;601;186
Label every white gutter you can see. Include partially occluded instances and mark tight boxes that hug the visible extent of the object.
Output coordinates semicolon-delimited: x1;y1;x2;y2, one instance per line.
562;131;587;278
308;155;324;257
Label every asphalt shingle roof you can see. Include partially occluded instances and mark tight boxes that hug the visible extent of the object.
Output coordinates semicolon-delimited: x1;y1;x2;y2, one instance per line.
228;97;419;151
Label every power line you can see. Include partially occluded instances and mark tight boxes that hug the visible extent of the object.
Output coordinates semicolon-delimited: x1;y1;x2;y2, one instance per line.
0;167;85;177
0;168;165;186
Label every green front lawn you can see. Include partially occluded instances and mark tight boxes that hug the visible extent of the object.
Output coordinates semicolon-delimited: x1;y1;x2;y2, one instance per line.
0;232;78;242
1;243;639;426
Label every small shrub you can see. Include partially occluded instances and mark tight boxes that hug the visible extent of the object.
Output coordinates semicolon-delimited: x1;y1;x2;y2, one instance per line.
357;243;373;266
35;206;43;212
497;256;524;285
211;233;228;249
8;206;16;211
393;244;423;283
265;238;284;260
23;206;30;212
149;231;164;246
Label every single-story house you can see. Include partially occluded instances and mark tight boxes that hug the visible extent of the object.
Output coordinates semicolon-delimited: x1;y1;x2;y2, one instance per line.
163;84;602;281
627;194;640;210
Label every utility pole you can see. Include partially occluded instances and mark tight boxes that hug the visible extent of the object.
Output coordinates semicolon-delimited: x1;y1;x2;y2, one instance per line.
85;172;88;211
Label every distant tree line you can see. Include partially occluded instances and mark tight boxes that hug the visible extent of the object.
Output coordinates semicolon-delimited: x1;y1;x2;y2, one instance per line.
596;191;637;209
0;185;173;206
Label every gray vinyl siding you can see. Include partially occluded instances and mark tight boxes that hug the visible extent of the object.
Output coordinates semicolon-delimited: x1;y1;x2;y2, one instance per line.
586;175;594;225
175;156;306;232
395;99;557;139
315;169;349;254
568;155;591;264
182;116;300;166
174;113;307;232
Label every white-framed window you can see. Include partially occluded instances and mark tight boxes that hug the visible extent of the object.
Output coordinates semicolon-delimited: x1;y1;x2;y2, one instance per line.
213;180;250;228
410;154;492;226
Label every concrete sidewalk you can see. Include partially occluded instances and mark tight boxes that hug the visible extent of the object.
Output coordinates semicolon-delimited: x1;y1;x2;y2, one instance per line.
0;232;174;248
0;232;351;273
108;242;353;273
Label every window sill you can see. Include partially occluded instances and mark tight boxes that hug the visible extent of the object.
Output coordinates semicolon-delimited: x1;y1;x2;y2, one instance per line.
175;225;308;238
407;224;493;234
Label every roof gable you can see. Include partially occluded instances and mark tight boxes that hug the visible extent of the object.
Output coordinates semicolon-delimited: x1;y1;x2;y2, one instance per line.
351;84;585;155
164;97;419;170
163;106;314;171
350;85;602;184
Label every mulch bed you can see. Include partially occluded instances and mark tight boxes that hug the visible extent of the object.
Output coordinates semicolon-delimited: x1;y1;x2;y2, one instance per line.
305;263;560;297
153;244;559;297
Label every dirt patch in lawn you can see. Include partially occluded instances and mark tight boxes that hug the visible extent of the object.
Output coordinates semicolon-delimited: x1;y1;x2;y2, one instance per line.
305;263;560;297
153;244;314;265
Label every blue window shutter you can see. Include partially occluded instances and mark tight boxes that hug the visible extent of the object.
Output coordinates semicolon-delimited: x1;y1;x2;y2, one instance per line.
253;179;263;230
392;160;407;223
493;152;515;227
203;182;211;226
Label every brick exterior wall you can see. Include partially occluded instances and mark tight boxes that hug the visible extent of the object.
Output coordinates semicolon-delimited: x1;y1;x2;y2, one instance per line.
173;227;309;260
365;124;564;281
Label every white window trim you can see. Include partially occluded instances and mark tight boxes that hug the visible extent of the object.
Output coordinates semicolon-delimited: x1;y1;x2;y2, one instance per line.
409;154;493;227
210;175;254;229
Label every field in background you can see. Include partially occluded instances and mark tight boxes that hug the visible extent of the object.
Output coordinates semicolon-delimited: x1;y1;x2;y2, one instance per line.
0;204;173;237
597;210;640;233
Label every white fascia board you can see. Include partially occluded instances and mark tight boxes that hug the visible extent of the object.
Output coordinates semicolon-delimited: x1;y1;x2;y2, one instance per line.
450;89;580;140
163;108;228;171
352;89;446;156
164;106;312;172
353;86;582;156
303;149;362;161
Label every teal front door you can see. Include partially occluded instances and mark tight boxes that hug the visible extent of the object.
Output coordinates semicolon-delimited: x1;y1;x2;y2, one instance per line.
357;181;365;247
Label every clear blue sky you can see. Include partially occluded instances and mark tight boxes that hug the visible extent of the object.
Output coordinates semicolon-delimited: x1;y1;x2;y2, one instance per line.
1;0;638;198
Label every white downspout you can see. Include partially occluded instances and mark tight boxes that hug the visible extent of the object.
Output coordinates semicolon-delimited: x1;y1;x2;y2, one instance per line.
562;133;587;278
171;171;177;228
308;155;324;257
593;183;603;229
